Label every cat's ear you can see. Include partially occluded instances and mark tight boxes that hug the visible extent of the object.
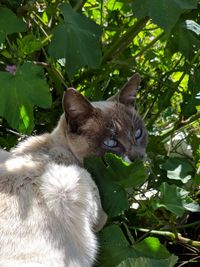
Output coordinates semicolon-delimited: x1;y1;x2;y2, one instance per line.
108;73;141;105
62;88;94;132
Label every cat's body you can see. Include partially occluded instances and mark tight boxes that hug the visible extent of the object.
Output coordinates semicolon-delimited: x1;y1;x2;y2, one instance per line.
0;74;147;267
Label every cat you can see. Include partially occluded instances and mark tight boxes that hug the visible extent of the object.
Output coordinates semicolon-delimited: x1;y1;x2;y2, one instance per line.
0;73;147;267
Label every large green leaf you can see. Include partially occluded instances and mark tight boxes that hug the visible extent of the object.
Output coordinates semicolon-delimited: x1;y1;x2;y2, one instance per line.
85;153;148;217
104;154;148;188
162;157;194;183
98;225;178;267
156;182;200;216
0;63;51;133
117;256;178;267
0;7;26;43
131;0;198;31
181;68;200;116
167;20;200;60
84;156;129;218
49;4;102;76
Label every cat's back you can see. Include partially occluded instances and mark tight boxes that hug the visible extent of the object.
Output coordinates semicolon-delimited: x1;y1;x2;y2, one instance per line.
0;136;99;267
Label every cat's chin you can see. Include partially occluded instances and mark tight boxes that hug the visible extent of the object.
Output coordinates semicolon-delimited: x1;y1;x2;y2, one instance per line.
123;155;132;163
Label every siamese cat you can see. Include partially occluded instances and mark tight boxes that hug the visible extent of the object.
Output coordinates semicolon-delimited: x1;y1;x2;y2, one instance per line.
0;73;147;267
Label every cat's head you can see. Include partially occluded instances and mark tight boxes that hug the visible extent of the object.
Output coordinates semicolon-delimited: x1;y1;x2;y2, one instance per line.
62;73;148;163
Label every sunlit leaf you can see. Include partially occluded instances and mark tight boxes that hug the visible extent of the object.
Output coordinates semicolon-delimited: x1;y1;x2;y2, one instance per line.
0;63;51;133
162;157;194;183
98;226;178;267
156;182;200;216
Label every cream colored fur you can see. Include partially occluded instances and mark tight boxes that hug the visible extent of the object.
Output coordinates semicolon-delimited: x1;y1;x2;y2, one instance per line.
0;149;10;163
0;115;107;267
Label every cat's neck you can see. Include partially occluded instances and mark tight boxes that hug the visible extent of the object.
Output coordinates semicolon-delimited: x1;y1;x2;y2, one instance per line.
11;114;80;166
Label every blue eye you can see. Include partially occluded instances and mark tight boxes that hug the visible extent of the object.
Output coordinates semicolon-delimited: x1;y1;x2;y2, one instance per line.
103;138;118;148
135;128;142;140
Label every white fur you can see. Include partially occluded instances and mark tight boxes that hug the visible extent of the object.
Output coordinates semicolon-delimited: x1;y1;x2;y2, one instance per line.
0;116;107;267
0;149;10;163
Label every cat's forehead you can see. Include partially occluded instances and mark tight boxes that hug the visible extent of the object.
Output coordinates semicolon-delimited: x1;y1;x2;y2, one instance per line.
91;101;115;110
91;100;142;134
92;100;137;120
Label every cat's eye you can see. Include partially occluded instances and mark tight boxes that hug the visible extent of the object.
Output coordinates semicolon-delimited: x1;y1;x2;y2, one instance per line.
103;138;118;148
135;128;143;140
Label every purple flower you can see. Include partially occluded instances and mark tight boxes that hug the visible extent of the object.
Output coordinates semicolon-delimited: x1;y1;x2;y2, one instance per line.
5;65;17;75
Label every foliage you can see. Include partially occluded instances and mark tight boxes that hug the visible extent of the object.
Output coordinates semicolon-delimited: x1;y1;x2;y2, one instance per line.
0;0;200;266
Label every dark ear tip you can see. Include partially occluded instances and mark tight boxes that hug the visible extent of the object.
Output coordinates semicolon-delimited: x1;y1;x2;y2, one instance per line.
131;73;141;82
63;87;77;99
67;87;77;91
63;87;76;95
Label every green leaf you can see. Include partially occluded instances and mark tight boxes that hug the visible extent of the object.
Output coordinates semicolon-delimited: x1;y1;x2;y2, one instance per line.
100;225;129;247
17;34;45;57
158;81;176;110
131;0;198;31
117;256;178;267
181;68;200;116
134;237;170;259
0;63;51;134
156;182;200;217
0;7;27;43
98;225;134;267
104;153;148;188
98;226;178;267
85;153;148;217
162;157;194;183
84;156;129;218
167;20;200;60
49;4;102;76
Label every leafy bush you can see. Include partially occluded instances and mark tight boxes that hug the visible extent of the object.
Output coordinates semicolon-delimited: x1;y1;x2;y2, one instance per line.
0;0;199;266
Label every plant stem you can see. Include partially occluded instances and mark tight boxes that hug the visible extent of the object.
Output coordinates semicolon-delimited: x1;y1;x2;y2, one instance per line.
102;17;149;63
132;228;200;248
160;111;200;141
133;31;165;59
73;0;87;11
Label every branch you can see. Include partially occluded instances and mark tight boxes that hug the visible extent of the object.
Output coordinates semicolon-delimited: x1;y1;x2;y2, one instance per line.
134;228;200;248
160;111;200;141
102;17;149;63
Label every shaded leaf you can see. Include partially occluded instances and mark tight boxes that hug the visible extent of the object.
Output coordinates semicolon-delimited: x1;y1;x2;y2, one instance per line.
0;63;51;133
131;0;197;31
84;156;129;218
49;4;102;76
98;225;178;267
167;20;200;60
117;256;178;267
0;7;26;43
104;153;148;188
181;68;200;116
